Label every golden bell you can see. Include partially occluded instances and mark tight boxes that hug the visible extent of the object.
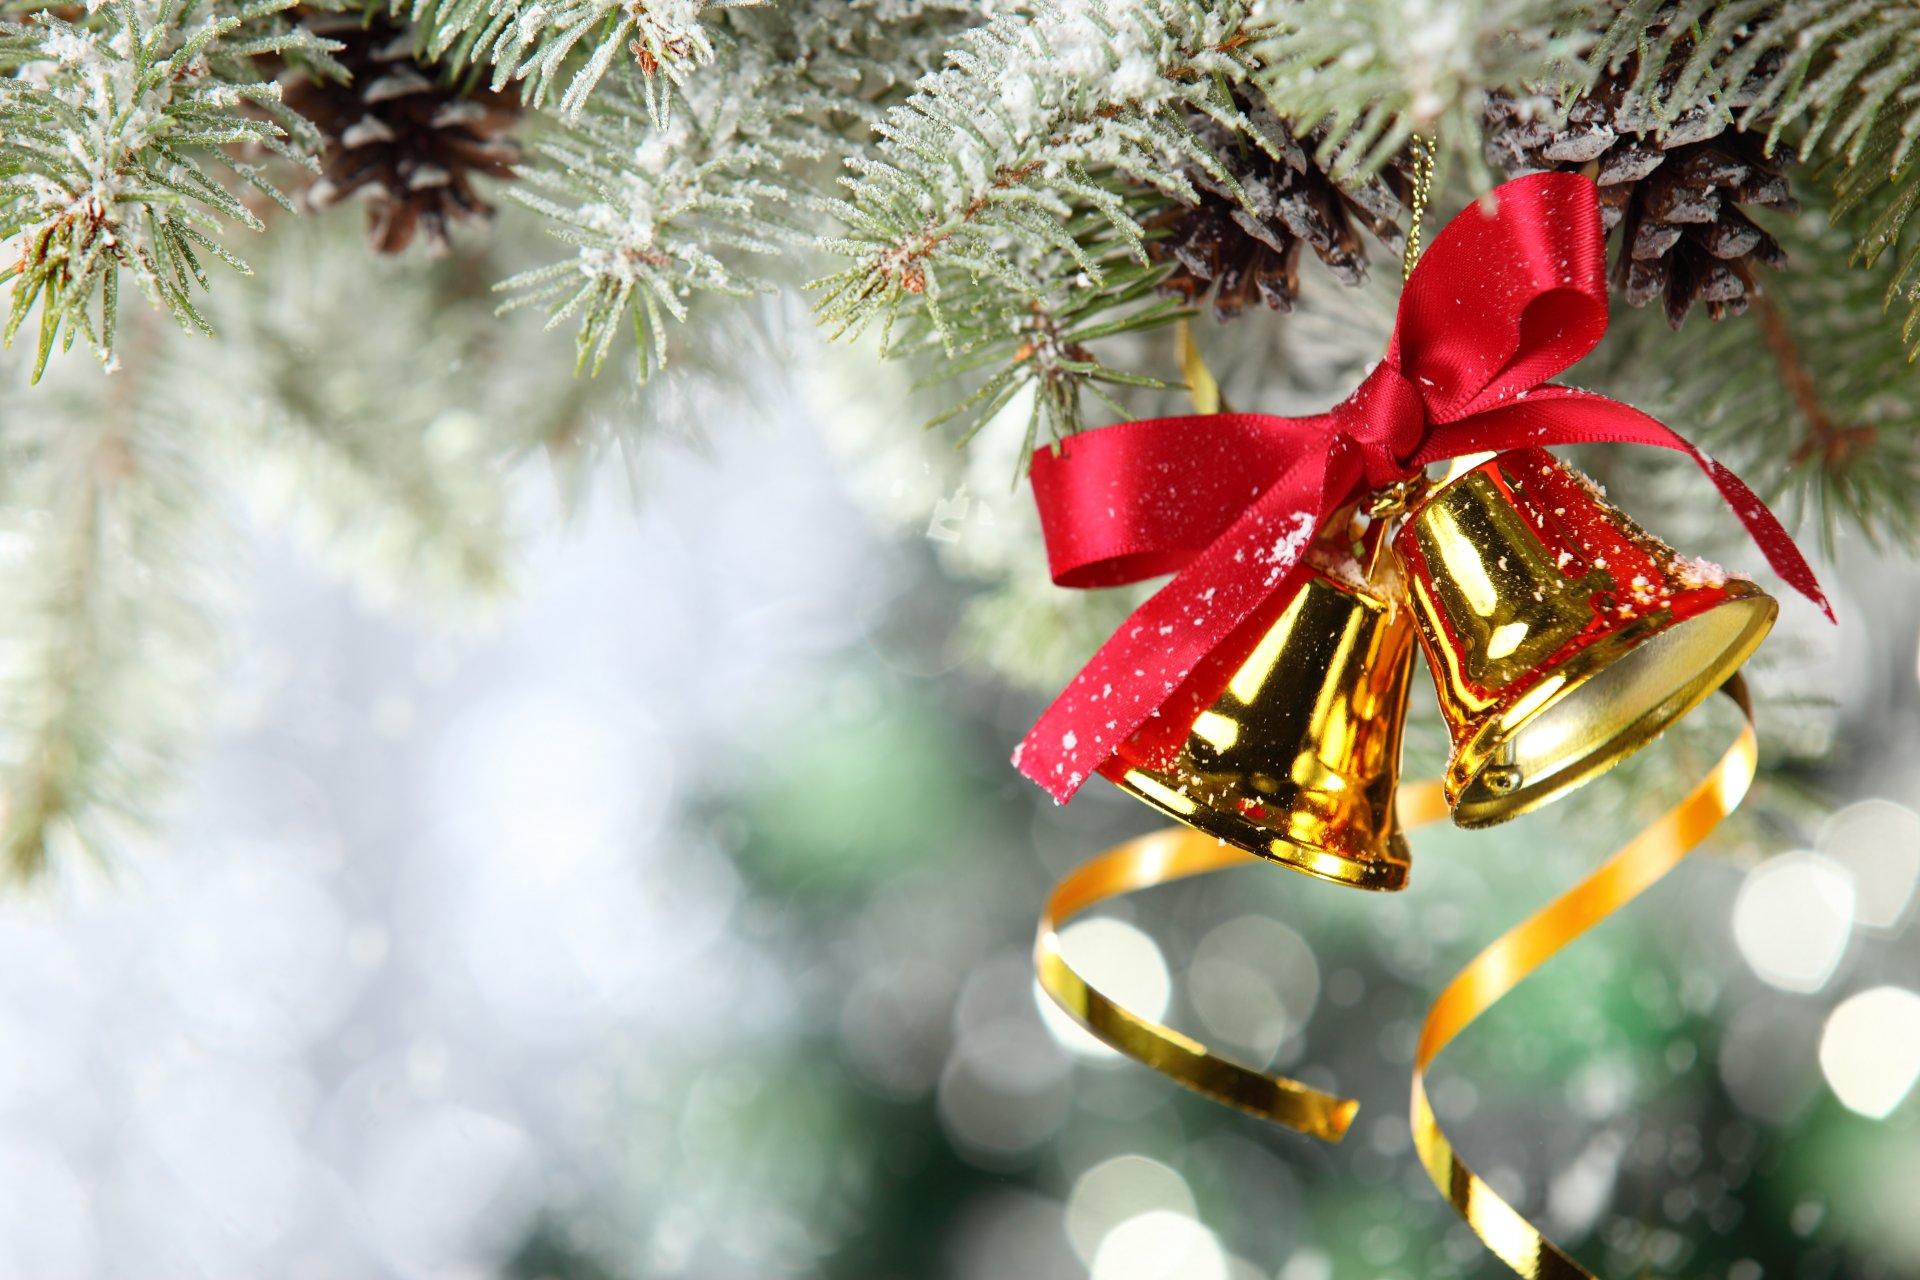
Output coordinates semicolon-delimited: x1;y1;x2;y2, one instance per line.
1394;448;1776;827
1098;556;1418;892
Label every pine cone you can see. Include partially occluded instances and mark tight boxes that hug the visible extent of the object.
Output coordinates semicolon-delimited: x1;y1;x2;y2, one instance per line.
1485;46;1794;329
1149;102;1409;320
281;12;520;255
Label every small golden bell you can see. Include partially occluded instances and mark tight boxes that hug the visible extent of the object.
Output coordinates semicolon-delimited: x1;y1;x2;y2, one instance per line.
1394;448;1776;827
1100;546;1418;892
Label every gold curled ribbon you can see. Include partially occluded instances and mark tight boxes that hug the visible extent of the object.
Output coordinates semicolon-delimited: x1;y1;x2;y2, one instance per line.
1033;677;1756;1278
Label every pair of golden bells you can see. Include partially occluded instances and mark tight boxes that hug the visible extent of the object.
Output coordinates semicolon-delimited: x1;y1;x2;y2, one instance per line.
1100;447;1775;892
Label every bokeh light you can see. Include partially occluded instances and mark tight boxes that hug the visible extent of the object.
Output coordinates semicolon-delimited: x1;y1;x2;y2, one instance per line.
153;852;358;1055
429;684;673;862
1091;1210;1228;1280
1719;999;1824;1124
1731;851;1855;993
1276;1249;1334;1280
1038;918;1172;1059
1817;799;1920;931
1820;987;1920;1119
941;955;1074;1161
1188;915;1318;1066
356;1104;537;1275
1067;1155;1196;1262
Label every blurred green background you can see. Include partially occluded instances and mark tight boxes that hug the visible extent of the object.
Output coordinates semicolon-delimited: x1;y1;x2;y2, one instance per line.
0;217;1914;1280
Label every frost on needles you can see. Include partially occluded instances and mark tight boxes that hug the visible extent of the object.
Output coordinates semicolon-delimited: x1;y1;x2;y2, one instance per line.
814;0;1257;349
0;0;329;381
4;0;1920;885
399;0;760;123
495;0;976;378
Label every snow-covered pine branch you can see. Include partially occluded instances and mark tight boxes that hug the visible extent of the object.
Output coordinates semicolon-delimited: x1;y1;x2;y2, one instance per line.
1585;0;1920;165
1247;0;1591;188
477;0;987;384
193;222;525;604
1582;206;1920;553
1592;0;1920;358
496;59;816;378
0;338;225;880
904;226;1183;453
771;0;991;99
400;0;758;122
813;0;1260;351
0;0;328;381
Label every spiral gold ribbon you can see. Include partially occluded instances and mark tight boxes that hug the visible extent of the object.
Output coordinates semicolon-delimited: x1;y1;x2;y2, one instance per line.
1034;678;1756;1279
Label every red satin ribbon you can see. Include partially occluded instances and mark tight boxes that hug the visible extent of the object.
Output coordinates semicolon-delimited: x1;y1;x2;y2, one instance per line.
1015;173;1830;802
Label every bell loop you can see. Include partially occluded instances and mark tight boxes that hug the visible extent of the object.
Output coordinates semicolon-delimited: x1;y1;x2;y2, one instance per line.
1366;471;1434;522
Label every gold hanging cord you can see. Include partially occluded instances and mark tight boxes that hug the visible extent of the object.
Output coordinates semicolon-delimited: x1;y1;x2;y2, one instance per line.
1083;130;1753;1276
1404;133;1437;281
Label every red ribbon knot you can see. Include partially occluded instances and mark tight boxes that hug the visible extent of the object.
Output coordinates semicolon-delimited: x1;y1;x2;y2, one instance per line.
1334;362;1429;488
1016;172;1832;803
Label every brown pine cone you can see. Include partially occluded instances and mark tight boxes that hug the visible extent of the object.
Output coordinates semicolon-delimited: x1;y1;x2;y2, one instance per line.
1149;101;1410;320
281;11;521;254
1485;45;1794;329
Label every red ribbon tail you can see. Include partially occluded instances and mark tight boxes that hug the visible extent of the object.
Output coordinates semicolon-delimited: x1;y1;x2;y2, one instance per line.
1015;450;1362;802
1417;388;1833;621
1695;455;1835;622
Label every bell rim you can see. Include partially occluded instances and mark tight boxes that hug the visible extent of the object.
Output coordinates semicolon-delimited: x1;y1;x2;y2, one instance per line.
1108;769;1413;891
1442;580;1777;828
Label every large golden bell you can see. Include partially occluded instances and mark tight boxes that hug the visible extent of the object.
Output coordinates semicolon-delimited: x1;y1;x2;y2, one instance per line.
1394;448;1776;827
1099;560;1418;891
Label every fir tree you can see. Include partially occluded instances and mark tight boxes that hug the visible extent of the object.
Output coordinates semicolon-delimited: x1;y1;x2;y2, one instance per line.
2;0;1920;875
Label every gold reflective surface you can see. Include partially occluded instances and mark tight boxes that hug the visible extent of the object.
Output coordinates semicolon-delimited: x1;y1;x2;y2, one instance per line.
1410;469;1615;690
1396;451;1775;827
1106;570;1417;891
1035;680;1758;1280
1411;678;1757;1279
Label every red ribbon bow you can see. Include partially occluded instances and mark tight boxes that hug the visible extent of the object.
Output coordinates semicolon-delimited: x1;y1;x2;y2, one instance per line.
1016;172;1831;802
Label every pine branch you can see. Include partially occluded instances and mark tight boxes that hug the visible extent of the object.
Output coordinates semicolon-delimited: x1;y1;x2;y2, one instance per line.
1578;203;1920;552
497;58;819;379
1248;0;1594;188
206;321;522;603
183;209;622;603
812;0;1260;351
398;0;759;121
1588;2;1920;353
1827;116;1920;359
0;335;224;880
897;215;1185;455
0;0;328;381
762;0;988;109
1589;1;1920;164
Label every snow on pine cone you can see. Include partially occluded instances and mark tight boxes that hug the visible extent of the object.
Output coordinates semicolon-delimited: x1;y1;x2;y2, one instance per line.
1149;101;1410;321
1484;47;1795;329
282;12;521;255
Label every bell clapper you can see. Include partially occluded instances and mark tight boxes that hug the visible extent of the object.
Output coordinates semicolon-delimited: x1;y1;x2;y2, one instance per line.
1479;746;1523;796
1391;448;1777;827
1348;474;1433;592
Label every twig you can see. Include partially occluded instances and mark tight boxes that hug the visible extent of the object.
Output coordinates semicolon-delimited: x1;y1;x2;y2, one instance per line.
1745;274;1876;466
